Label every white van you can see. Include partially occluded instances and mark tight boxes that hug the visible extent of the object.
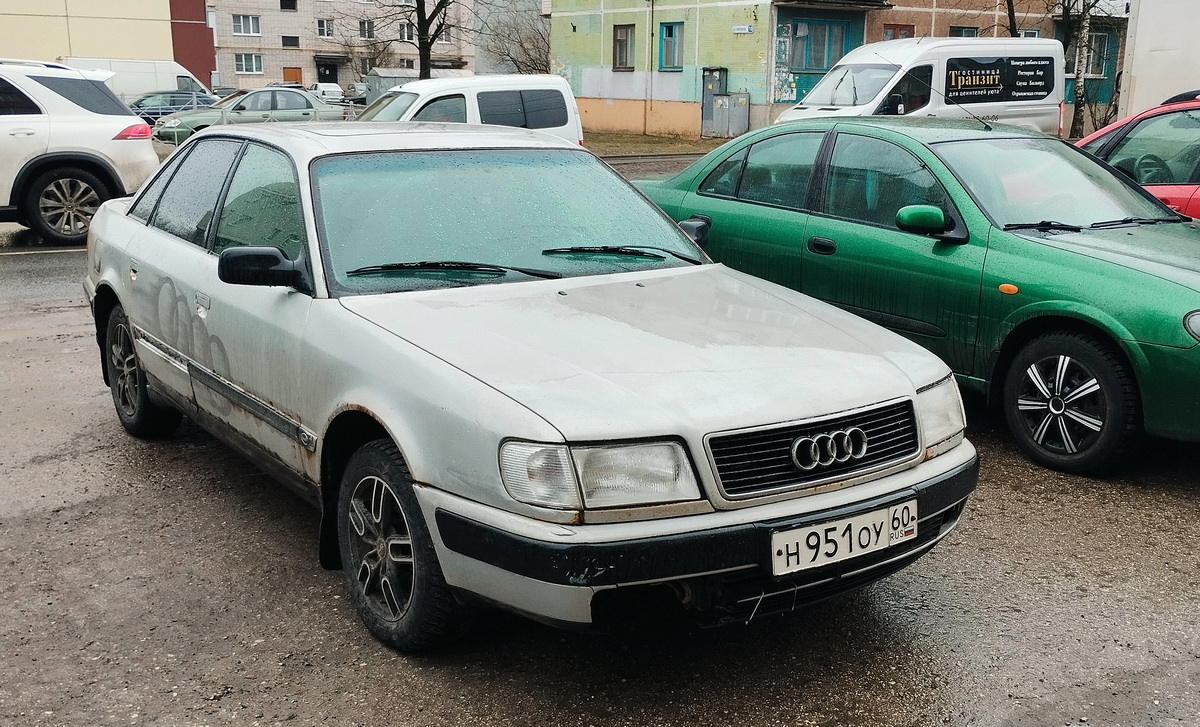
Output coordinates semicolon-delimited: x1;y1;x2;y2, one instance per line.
59;57;209;102
776;38;1065;134
356;74;584;145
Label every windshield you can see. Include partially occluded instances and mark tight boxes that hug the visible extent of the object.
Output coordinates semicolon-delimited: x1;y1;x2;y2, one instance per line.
357;92;419;122
935;137;1170;228
210;90;250;109
800;63;900;107
313;149;703;295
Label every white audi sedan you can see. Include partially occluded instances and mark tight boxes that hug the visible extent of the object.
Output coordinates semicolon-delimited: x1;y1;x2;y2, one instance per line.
84;123;978;651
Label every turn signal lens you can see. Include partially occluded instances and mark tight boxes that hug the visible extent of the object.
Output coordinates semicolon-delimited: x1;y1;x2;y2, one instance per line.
114;124;152;140
500;441;580;510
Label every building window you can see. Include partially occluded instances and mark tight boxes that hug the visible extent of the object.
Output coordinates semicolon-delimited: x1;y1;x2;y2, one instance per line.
613;24;634;71
317;19;334;37
883;24;914;41
282;35;300;48
206;9;216;29
280;0;297;10
400;23;415;42
359;20;375;39
234;53;264;74
435;27;451;44
948;26;979;37
790;20;849;71
1066;31;1109;76
659;22;683;71
361;58;373;75
1019;29;1041;38
400;58;415;69
232;15;261;36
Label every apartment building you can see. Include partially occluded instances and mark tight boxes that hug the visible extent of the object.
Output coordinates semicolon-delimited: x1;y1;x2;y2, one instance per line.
210;0;475;90
549;0;1125;136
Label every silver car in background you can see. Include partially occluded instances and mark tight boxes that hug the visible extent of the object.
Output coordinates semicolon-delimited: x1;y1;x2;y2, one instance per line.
84;123;978;651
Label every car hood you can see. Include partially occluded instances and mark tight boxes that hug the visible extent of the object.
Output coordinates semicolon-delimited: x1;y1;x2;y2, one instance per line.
339;265;945;440
1012;220;1200;291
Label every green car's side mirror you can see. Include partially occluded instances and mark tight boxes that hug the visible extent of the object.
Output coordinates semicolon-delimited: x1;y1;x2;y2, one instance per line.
896;204;967;244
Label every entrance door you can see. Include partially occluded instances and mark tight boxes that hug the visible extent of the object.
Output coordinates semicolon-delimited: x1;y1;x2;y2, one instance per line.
316;63;338;84
282;67;303;84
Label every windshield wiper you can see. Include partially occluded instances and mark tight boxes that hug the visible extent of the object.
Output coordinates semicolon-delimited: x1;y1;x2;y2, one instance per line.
346;260;562;279
1002;221;1083;232
1089;216;1186;229
541;245;702;264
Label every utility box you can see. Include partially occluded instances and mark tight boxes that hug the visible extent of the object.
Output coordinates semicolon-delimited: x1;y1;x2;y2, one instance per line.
706;92;750;138
700;67;728;137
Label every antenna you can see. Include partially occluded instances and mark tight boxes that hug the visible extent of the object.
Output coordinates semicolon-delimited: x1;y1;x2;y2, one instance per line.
874;51;993;131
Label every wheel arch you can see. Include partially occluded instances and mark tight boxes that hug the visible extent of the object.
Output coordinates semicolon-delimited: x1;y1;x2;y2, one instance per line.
986;311;1147;412
92;283;122;386
317;407;393;570
11;152;124;208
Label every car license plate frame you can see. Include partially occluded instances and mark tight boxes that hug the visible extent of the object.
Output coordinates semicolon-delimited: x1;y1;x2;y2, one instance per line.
770;500;918;577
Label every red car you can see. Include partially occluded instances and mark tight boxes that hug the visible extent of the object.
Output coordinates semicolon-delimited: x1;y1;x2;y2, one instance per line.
1077;99;1200;217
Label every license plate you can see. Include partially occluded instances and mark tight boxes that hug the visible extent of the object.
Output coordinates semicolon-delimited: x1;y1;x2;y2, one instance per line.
770;500;918;577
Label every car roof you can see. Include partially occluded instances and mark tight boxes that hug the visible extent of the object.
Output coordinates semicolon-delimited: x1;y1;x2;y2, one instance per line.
385;74;570;94
838;37;1063;67
0;57;113;82
193;121;582;158
774;115;1049;144
1078;98;1200;147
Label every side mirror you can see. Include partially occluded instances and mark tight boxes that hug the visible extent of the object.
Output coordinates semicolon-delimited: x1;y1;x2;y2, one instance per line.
218;247;304;288
896;204;968;244
887;93;906;115
678;215;711;249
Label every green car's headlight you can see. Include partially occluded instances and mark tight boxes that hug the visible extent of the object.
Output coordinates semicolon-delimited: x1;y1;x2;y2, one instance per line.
915;375;966;459
163;118;182;127
500;441;701;510
1185;310;1200;343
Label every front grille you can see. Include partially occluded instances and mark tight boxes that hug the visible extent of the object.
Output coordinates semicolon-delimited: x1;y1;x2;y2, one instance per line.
707;400;920;498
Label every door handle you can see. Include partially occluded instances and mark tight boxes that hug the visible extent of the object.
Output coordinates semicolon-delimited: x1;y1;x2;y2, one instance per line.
8;128;36;136
129;258;140;282
195;292;210;318
808;237;837;255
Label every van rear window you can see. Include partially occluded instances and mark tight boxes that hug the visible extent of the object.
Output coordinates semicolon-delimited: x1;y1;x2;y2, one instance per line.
478;89;568;130
31;76;133;116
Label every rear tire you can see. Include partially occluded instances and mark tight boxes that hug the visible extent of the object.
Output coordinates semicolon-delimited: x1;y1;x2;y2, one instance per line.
105;305;182;439
337;439;472;651
23;167;110;245
1003;332;1140;474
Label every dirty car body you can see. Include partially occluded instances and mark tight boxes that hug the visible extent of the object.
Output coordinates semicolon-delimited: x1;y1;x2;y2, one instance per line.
84;123;978;650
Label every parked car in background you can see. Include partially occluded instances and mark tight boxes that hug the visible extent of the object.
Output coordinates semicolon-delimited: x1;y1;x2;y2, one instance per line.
211;86;238;98
84;123;977;651
307;82;344;103
153;87;345;143
637;117;1200;474
0;58;157;244
345;82;368;104
127;90;218;123
60;57;209;102
357;75;583;145
266;81;305;90
1077;99;1200;217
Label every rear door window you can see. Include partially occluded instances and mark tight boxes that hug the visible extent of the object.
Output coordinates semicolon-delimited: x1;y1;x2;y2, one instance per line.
30;75;132;116
0;77;41;115
477;90;525;127
274;90;312;110
477;89;569;129
148;139;243;246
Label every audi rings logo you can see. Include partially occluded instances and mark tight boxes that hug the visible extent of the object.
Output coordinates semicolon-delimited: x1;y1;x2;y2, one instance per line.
790;428;869;471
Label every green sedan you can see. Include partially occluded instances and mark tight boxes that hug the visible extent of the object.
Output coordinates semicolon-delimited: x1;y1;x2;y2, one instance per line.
637;117;1200;474
153;87;345;144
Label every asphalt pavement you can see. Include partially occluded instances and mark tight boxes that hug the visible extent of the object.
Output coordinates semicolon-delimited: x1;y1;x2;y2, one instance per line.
2;175;1199;726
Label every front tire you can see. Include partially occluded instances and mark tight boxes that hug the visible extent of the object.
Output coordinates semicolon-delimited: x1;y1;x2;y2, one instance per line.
23;167;110;245
1003;332;1140;474
105;305;182;438
337;439;471;651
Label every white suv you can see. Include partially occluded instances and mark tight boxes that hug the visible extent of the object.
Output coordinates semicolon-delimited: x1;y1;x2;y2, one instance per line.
0;59;159;244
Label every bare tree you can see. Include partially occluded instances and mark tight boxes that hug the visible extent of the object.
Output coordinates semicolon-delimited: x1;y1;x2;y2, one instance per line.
472;0;550;74
336;0;471;80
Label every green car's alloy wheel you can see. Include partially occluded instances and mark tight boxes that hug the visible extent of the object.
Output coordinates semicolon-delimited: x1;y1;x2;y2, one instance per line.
104;305;182;438
1004;332;1140;474
337;439;472;652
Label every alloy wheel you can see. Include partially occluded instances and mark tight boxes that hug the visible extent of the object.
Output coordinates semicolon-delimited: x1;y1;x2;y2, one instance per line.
346;475;416;623
109;320;140;418
38;178;100;236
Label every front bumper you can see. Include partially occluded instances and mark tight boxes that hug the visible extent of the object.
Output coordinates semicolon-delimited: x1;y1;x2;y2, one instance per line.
423;448;978;627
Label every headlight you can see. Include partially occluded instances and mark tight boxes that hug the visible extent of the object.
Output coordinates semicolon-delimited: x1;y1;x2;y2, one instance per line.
500;440;701;510
915;375;966;459
163;119;182;127
1185;310;1200;343
573;442;700;508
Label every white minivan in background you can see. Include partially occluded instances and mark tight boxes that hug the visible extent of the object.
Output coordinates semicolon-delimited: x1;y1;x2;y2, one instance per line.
776;37;1065;134
356;74;584;145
